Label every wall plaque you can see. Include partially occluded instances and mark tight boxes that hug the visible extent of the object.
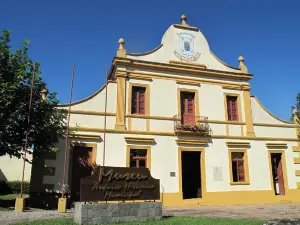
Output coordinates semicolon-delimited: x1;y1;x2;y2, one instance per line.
213;166;223;181
80;166;160;202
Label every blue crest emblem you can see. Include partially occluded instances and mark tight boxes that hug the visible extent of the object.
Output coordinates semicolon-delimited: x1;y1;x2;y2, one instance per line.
174;32;200;62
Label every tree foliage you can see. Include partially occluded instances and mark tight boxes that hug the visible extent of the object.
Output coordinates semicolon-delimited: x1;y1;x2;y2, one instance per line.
0;29;67;159
291;93;300;122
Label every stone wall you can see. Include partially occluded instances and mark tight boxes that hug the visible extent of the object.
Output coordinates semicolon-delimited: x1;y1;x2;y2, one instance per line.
74;202;162;224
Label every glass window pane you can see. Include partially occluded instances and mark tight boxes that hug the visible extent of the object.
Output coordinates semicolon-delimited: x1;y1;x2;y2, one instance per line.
130;159;136;168
232;161;238;182
139;160;146;168
232;152;244;159
131;149;147;157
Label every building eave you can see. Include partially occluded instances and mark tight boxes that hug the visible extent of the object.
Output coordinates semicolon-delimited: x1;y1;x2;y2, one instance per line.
112;57;253;81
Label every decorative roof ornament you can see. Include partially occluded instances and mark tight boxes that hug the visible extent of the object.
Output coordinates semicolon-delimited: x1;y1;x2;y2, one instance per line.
41;88;48;101
117;38;126;58
181;15;188;26
238;56;248;74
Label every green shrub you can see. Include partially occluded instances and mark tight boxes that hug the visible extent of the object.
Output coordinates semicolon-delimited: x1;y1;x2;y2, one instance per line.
0;181;30;194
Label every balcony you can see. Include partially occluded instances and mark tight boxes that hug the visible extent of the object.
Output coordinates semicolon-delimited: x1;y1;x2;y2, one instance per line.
173;115;212;136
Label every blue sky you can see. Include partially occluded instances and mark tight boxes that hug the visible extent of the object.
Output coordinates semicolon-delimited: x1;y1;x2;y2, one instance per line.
1;0;299;121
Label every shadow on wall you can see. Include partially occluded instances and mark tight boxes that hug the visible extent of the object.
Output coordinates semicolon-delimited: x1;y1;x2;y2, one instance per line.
0;168;9;196
29;150;65;209
29;138;101;209
0;169;11;207
0;169;7;182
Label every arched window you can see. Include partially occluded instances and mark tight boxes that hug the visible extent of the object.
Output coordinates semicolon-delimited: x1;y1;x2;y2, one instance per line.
184;41;190;52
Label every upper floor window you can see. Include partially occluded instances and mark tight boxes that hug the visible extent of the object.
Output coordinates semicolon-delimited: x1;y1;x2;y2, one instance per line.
131;86;146;114
226;96;238;121
129;149;147;168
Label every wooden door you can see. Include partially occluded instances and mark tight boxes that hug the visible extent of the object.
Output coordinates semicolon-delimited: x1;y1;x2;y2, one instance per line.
181;92;195;125
277;159;285;195
71;146;93;202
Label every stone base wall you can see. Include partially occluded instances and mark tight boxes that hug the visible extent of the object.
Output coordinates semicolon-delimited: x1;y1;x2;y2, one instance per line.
74;202;162;224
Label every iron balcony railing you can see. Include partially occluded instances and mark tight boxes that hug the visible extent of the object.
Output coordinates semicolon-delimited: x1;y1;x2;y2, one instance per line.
173;115;212;136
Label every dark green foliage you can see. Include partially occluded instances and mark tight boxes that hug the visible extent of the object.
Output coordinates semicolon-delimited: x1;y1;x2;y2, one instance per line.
0;180;30;194
0;29;67;158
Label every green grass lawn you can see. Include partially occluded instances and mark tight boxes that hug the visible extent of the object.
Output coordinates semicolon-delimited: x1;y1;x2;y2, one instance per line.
0;194;29;200
0;207;12;211
12;217;264;225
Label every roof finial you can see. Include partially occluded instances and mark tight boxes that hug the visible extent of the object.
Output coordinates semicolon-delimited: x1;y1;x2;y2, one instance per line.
238;56;248;73
181;15;188;26
117;38;126;58
41;88;48;101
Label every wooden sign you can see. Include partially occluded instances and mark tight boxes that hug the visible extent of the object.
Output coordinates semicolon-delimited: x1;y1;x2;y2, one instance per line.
80;166;160;202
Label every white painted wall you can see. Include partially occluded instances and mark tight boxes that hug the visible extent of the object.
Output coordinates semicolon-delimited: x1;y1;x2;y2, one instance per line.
131;118;147;131
69;114;116;130
228;124;242;136
254;126;297;138
251;97;291;125
0;154;32;182
199;84;225;121
70;82;117;112
150;79;177;117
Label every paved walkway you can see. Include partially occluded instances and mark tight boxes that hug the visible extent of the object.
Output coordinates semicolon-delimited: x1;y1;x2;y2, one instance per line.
1;203;300;224
164;203;300;220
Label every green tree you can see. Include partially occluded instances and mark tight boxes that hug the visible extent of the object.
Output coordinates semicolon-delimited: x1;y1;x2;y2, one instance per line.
291;93;300;121
0;29;67;159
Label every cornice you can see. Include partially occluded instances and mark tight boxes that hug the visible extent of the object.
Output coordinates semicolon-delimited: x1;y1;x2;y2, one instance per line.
176;139;207;146
173;24;199;32
113;57;253;81
226;142;250;147
124;136;156;144
265;143;288;148
70;126;299;141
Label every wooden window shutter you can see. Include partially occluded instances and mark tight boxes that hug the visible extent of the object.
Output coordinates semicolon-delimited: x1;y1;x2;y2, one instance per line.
227;99;232;121
238;162;245;181
139;91;145;114
131;86;146;115
232;98;238;121
187;95;194;113
227;96;238;121
180;92;185;120
131;88;138;114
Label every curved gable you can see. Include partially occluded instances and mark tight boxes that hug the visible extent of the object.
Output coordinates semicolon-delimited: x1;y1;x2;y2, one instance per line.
58;82;117;112
126;21;242;73
251;96;292;124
